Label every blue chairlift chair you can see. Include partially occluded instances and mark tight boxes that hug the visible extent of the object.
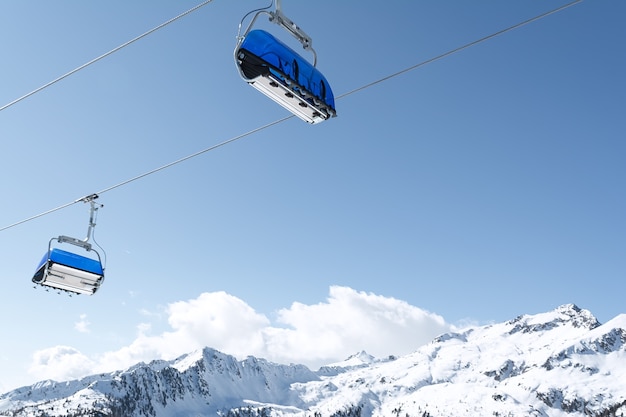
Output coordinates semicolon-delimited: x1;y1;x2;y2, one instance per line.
32;195;105;296
235;0;336;124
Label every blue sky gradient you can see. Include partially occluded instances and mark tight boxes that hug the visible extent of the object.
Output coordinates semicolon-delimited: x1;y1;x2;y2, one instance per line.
0;0;624;392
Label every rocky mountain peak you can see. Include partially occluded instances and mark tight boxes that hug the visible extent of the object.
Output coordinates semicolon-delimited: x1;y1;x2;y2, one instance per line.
506;303;600;336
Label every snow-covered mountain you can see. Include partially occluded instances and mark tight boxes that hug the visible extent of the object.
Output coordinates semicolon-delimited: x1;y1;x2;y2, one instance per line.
1;304;625;416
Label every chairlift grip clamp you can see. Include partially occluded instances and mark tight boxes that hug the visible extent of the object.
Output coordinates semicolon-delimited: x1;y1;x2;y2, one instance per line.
77;193;99;203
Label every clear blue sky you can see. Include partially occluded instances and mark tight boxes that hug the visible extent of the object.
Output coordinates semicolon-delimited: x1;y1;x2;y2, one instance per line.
1;0;624;392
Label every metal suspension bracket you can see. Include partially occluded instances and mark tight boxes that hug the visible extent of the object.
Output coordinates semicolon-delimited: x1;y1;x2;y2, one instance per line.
269;0;317;65
58;235;92;251
76;193;103;245
54;194;102;252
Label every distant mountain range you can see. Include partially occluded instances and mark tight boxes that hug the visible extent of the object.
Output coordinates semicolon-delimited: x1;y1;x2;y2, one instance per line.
1;304;625;416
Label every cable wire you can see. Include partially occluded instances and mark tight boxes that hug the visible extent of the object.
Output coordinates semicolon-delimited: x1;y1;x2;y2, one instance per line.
0;201;79;233
96;115;294;196
338;0;582;100
0;115;294;234
0;0;215;114
0;0;582;233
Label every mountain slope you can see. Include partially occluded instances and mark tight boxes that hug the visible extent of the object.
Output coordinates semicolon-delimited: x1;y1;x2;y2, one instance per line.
0;348;319;416
1;304;625;417
296;304;626;416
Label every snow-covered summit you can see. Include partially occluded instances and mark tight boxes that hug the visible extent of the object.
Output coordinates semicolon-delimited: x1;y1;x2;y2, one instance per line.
326;350;377;368
507;303;600;332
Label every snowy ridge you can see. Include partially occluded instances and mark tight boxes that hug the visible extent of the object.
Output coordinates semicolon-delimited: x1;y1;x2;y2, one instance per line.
1;304;625;416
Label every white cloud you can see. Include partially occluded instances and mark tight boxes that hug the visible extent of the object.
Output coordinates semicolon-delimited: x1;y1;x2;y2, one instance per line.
265;286;452;366
28;346;95;382
74;314;90;333
93;291;271;372
29;286;454;383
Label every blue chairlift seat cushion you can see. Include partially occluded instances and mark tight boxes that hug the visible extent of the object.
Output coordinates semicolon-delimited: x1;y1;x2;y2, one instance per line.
36;248;103;276
238;29;336;111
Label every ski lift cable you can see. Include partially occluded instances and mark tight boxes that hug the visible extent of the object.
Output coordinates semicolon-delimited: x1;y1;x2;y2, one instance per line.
0;115;293;234
0;0;582;234
0;200;80;233
0;0;216;114
337;0;583;100
95;115;294;196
